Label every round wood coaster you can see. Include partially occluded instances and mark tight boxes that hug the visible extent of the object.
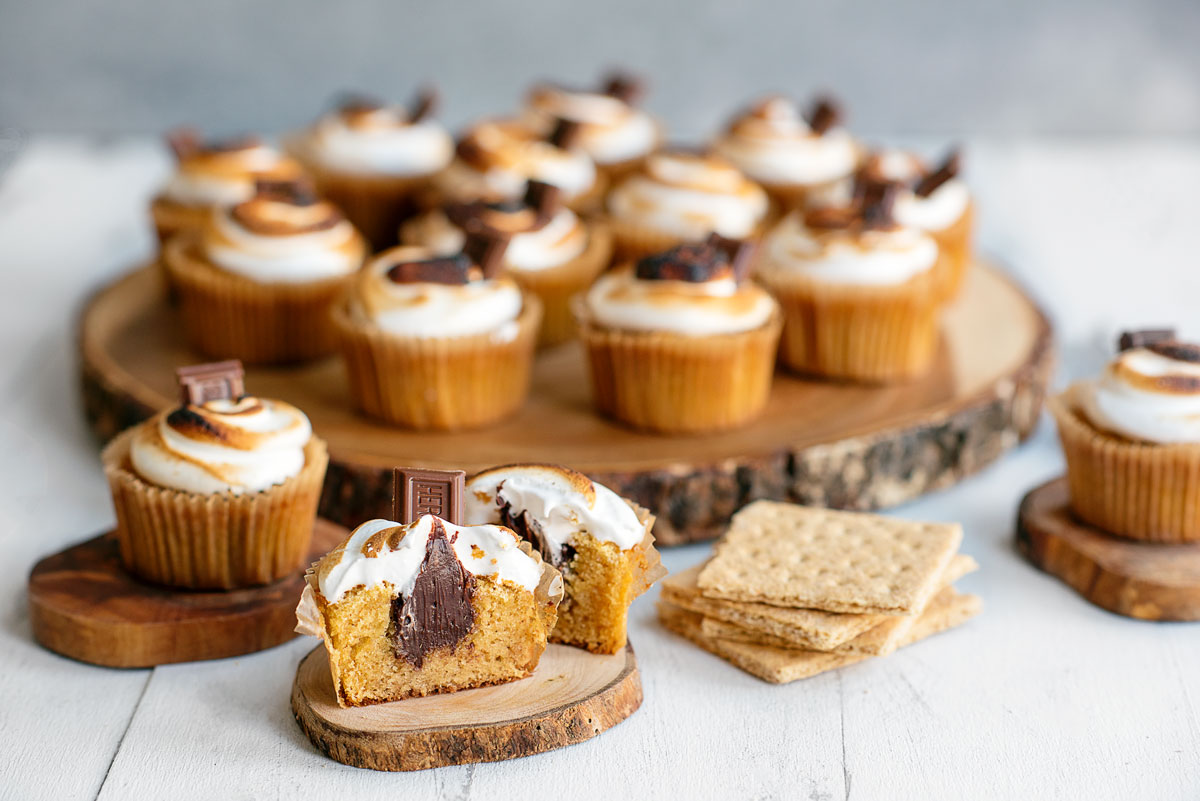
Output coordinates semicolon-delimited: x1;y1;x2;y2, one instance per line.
1017;478;1200;621
80;263;1052;544
291;642;642;771
28;519;347;668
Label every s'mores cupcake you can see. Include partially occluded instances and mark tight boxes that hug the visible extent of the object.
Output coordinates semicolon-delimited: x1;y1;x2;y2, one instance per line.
605;150;770;262
164;179;368;364
1050;331;1200;543
428;118;605;214
401;181;612;346
332;233;541;430
757;181;942;382
575;234;781;433
286;91;455;249
711;95;860;212
102;361;328;589
521;72;663;182
466;464;664;654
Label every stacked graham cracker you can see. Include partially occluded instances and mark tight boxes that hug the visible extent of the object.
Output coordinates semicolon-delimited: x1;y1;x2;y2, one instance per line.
657;501;981;683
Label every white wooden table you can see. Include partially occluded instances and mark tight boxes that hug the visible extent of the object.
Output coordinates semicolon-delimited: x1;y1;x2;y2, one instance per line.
2;138;1198;801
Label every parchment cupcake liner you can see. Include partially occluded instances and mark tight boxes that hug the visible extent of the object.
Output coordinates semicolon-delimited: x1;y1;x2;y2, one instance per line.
929;199;975;302
763;270;941;382
103;428;329;589
332;293;542;430
575;300;782;434
1050;389;1200;543
163;235;359;365
511;221;613;347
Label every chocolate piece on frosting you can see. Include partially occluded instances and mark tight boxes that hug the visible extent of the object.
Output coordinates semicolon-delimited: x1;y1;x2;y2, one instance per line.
603;71;645;104
859;180;899;230
253;178;320;207
176;360;245;406
462;227;513;279
408;86;438;123
548;117;584;150
914;148;962;198
393;467;466;524
1118;328;1177;352
386;253;474;286
708;233;758;282
806;95;842;136
636;233;747;283
389;517;476;668
1147;341;1200;364
524;179;563;217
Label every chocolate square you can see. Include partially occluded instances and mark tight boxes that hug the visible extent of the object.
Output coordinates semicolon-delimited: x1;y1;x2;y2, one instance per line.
393;467;466;524
176;360;245;406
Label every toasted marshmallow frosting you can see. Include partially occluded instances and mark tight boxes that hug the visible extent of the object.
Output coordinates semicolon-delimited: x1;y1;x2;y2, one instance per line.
760;210;938;287
1080;344;1200;444
403;207;588;272
298;104;453;175
350;245;524;338
438;120;597;202
316;515;544;603
711;97;859;188
130;396;313;495
162;139;304;207
202;194;365;283
606;151;769;239
465;464;646;553
584;265;776;335
523;86;658;165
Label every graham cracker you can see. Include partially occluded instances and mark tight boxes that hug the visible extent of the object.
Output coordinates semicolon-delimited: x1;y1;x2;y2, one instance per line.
698;501;963;614
658;588;982;684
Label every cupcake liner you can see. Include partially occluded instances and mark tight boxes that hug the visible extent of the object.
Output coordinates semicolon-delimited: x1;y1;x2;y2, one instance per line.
763;270;942;382
928;199;975;302
575;301;782;434
512;221;614;347
1050;389;1200;543
150;196;211;248
103;429;329;589
332;293;542;430
163;235;361;365
302;165;430;251
627;501;667;601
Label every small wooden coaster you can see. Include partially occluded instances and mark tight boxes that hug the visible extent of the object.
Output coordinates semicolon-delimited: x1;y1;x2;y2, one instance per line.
291;642;642;771
28;519;347;668
1017;478;1200;620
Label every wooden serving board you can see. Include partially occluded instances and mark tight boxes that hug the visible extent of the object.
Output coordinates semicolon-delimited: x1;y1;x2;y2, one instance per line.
80;262;1052;544
291;642;642;771
28;519;347;668
1017;478;1200;621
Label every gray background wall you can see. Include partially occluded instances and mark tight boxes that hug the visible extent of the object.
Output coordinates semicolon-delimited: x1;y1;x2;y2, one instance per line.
2;0;1198;138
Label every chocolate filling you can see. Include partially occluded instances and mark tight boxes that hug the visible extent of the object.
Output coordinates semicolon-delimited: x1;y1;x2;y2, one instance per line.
389;519;476;668
1119;329;1176;352
498;499;575;570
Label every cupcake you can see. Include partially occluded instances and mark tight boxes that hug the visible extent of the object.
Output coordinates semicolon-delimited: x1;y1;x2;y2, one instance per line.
605;150;770;263
401;181;613;346
285;91;455;250
1050;331;1200;543
574;234;781;434
150;130;305;247
710;95;861;211
757;180;943;382
164;179;368;365
427;118;605;214
101;361;328;589
520;72;662;182
332;231;541;430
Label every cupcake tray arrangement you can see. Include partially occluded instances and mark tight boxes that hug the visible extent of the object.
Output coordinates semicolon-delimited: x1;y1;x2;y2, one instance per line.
80;258;1053;545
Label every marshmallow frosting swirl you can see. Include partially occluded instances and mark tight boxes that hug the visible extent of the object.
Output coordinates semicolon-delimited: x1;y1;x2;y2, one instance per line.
760;210;938;287
202;194;366;283
1080;344;1200;444
438;120;597;202
162;139;304;207
584;265;777;335
465;464;646;553
130;396;313;495
350;245;524;338
403;207;588;272
315;515;545;604
712;97;859;187
299;104;453;175
606;152;769;239
523;86;658;165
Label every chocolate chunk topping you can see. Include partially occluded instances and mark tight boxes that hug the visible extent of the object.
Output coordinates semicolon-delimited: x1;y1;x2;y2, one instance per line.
523;180;563;217
386;254;474;285
1118;328;1177;352
636;233;749;283
603;71;645;104
389;518;476;668
392;467;465;523
859;180;898;230
462;227;513;278
408;86;438;123
252;178;320;207
498;499;575;570
806;95;842;135
176;360;245;406
1148;342;1200;364
548;117;584;150
913;148;962;198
